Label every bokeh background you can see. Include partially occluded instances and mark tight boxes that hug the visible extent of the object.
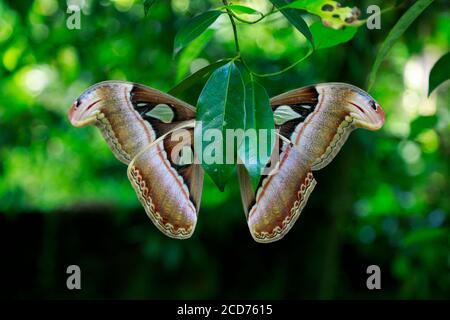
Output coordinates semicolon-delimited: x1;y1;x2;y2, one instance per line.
0;0;449;299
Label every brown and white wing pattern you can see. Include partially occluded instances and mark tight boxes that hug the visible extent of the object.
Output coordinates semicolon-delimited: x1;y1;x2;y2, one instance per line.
239;83;384;243
68;81;203;239
238;146;317;243
69;80;196;164
128;128;203;239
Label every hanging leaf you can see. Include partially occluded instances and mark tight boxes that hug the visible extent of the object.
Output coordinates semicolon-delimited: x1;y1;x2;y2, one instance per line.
175;29;215;82
168;59;231;97
269;0;314;48
409;115;438;140
238;81;275;191
285;0;363;29
367;0;435;90
310;22;357;50
194;62;246;191
143;0;157;16
174;10;222;54
428;51;450;96
222;5;261;15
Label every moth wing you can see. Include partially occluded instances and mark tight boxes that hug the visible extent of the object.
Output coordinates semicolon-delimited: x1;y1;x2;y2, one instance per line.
271;83;359;170
129;82;197;138
240;83;375;242
238;143;316;243
77;81;203;238
238;86;321;242
76;81;196;165
127;127;203;239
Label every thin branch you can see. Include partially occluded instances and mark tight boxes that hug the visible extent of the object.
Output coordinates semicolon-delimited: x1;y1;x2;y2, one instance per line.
228;5;278;25
223;0;240;55
221;1;313;78
249;49;314;78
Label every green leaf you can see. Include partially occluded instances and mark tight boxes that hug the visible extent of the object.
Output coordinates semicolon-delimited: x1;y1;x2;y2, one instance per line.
428;51;450;96
409;115;438;140
143;0;157;16
310;22;357;50
168;59;231;97
239;81;275;191
175;29;214;82
269;0;314;48
285;0;363;29
194;62;246;191
367;0;435;90
222;5;260;15
402;228;446;247
174;10;222;54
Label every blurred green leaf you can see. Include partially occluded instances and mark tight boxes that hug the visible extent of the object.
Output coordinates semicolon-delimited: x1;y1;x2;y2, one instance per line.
194;62;245;191
428;51;450;96
366;184;401;216
310;22;357;50
269;0;314;48
222;5;260;15
368;0;435;90
174;10;222;54
285;0;363;29
393;256;410;279
169;59;231;97
402;228;446;247
143;0;157;16
175;29;214;82
239;80;275;190
409;115;438;140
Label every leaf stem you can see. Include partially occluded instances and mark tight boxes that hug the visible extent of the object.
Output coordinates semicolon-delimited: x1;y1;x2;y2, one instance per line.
228;5;278;25
223;0;240;55
248;49;314;78
229;11;266;24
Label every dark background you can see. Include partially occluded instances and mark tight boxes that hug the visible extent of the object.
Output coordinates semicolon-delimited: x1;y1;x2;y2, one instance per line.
0;0;449;299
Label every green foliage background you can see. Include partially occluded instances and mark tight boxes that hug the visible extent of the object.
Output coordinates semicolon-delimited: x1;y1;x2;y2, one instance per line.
0;0;449;299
